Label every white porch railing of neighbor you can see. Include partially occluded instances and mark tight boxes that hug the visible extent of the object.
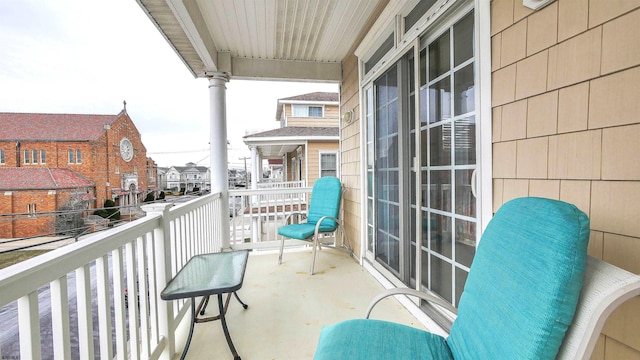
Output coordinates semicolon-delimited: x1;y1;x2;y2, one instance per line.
0;192;224;360
256;180;306;188
229;186;311;246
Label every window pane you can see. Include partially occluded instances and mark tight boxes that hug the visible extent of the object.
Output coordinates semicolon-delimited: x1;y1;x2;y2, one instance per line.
24;150;30;164
68;150;73;163
454;63;475;116
431;255;452;303
454;12;474;67
320;153;337;177
430;124;451;166
40;150;46;164
428;30;450;80
292;105;306;117
405;0;437;32
32;150;38;163
309;106;323;117
431;213;452;258
454;117;476;165
455;169;476;217
430;170;451;212
428;78;451;123
76;150;82;163
0;150;4;164
455;267;469;307
455;220;476;267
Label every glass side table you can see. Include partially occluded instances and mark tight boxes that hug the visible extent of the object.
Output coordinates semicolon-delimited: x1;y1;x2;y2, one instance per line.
161;250;249;360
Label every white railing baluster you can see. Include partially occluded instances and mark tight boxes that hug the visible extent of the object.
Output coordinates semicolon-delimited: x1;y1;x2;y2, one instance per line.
145;232;160;346
125;241;141;360
111;248;127;360
75;264;95;359
137;235;151;358
96;255;114;360
50;276;71;360
18;292;41;360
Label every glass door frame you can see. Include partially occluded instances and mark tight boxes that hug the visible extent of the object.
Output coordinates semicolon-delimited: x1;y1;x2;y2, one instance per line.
360;0;493;311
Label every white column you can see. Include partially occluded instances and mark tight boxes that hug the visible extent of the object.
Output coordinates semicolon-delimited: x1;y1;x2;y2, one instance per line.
209;72;231;249
250;146;258;190
250;146;260;242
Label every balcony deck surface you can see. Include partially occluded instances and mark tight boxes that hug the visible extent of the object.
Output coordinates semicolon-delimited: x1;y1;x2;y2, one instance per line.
173;248;425;359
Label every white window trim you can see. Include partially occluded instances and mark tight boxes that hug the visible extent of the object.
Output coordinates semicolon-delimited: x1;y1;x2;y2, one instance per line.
318;151;339;178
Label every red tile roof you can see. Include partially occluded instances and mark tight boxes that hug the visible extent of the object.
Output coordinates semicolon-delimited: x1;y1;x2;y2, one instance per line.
0;167;94;190
0;112;119;141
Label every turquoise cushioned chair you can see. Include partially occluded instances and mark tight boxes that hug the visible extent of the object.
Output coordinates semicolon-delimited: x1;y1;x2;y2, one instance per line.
278;176;342;275
314;197;590;360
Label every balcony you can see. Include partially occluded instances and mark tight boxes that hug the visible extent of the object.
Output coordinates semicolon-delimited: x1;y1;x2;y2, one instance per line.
0;189;423;359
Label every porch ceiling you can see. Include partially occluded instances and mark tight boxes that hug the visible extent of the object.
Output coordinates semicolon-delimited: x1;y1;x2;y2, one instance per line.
252;143;300;159
136;0;384;82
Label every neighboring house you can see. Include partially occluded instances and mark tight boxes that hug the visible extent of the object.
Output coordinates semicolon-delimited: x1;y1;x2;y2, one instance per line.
0;106;155;236
140;1;640;357
243;92;340;188
164;167;181;190
163;163;210;193
0;168;95;238
157;166;169;191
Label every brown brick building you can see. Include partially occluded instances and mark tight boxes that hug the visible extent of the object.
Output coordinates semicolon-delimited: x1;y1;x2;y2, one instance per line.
0;168;94;238
0;108;157;238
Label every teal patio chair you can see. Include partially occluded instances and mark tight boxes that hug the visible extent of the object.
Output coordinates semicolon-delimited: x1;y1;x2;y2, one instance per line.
278;176;342;275
314;197;639;359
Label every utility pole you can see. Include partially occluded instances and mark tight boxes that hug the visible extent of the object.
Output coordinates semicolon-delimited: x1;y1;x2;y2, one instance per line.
239;157;250;187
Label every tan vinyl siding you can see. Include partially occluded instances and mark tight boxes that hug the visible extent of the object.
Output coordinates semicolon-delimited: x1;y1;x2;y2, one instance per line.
339;50;362;258
307;141;339;187
287;117;339;127
491;1;640;357
323;104;340;118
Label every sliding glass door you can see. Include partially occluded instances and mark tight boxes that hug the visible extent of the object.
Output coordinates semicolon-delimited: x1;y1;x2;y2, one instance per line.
366;9;477;309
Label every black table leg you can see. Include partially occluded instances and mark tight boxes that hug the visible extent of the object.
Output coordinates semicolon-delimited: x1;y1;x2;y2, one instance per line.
218;293;241;360
233;292;249;309
180;297;197;360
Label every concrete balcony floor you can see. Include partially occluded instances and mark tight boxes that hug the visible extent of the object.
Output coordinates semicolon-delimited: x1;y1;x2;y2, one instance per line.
174;248;425;359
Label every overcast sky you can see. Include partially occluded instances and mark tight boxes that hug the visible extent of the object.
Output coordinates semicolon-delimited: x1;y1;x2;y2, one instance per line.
0;0;338;168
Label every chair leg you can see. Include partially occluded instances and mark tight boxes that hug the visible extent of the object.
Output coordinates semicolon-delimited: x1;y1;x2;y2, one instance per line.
278;235;285;265
310;236;319;275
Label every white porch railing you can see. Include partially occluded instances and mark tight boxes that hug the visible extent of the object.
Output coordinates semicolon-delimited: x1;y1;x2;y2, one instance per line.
0;192;224;360
256;180;306;188
229;186;311;245
0;185;317;359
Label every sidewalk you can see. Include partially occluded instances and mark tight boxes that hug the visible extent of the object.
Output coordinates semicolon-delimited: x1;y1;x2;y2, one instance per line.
0;236;77;252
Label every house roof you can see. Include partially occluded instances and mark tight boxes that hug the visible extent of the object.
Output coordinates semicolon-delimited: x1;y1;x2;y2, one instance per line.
0;112;120;141
279;92;339;102
275;92;339;120
243;126;339;159
0;167;95;190
244;126;338;139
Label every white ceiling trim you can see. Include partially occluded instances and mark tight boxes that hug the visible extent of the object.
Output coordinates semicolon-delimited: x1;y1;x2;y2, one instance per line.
231;57;341;82
167;0;217;70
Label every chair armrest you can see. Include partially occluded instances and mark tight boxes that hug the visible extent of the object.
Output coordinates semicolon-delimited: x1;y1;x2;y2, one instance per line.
366;288;457;319
314;216;340;233
283;211;307;225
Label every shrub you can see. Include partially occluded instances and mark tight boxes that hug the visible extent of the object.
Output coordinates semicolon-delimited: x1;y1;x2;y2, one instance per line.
103;199;120;221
